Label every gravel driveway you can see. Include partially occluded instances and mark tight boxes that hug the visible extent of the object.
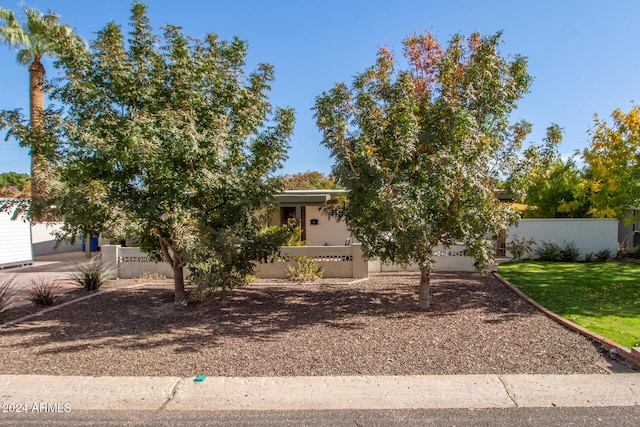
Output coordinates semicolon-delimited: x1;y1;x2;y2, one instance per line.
0;272;615;377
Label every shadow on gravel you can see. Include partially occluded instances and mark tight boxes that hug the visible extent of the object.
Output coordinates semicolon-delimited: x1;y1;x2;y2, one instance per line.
1;273;537;354
0;272;621;376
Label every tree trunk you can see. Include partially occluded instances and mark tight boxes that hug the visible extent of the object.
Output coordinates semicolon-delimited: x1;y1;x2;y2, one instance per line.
29;59;47;209
84;237;91;259
419;267;431;310
173;264;187;307
157;236;188;307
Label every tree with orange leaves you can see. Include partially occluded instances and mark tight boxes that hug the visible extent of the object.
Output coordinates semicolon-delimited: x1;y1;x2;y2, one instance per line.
584;106;640;218
315;31;542;309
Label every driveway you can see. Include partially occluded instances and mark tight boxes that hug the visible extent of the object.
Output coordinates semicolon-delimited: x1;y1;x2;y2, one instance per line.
0;251;93;307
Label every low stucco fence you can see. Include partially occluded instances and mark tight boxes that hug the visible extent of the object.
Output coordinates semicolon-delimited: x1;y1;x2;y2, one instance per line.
368;244;477;273
102;245;174;279
255;244;368;279
102;244;369;280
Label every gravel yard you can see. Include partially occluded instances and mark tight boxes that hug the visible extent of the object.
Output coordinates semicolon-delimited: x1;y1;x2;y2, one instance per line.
0;272;615;377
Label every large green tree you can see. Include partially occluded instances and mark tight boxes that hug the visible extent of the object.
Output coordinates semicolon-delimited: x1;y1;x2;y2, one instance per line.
584;105;640;218
0;6;74;211
281;170;340;190
315;31;540;309
522;125;593;218
1;3;294;306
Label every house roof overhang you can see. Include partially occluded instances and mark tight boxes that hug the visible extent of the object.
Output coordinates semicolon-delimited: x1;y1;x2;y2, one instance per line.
274;189;347;206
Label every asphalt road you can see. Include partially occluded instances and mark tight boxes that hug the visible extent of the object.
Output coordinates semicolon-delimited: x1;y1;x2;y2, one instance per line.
1;407;640;427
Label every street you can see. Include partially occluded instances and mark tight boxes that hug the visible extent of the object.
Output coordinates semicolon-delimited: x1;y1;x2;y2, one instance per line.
1;407;640;427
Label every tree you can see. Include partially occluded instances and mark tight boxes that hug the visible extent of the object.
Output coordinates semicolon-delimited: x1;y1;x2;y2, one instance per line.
523;158;592;218
1;3;294;306
315;31;538;309
0;172;30;197
522;125;593;218
0;6;74;212
584;106;640;218
282;170;340;189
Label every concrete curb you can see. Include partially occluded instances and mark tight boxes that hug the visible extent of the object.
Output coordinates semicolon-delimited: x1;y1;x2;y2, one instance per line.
0;374;637;411
493;272;640;369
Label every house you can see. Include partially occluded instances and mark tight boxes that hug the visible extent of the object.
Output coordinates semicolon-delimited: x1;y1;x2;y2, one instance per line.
269;189;476;274
270;189;351;246
0;202;32;269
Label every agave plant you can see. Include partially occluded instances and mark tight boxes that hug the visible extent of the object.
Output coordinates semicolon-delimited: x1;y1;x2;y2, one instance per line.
27;278;58;306
69;256;115;291
0;276;17;315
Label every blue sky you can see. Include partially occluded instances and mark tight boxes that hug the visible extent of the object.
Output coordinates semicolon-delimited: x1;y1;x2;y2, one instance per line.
1;0;639;175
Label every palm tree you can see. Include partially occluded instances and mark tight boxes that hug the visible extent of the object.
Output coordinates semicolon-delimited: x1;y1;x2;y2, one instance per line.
0;6;71;208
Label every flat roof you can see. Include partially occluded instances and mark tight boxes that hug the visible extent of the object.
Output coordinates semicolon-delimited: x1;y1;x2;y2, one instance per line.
275;189;346;206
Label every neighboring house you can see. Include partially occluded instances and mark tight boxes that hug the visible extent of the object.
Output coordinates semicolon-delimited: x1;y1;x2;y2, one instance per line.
0;201;32;268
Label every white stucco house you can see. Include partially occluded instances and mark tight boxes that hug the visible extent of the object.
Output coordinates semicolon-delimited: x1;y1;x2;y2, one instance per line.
270;189;350;246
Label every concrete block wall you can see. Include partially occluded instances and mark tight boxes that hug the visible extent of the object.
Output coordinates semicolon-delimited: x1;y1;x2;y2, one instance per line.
103;244;368;280
31;222;81;256
102;245;174;279
507;219;619;260
255;243;368;279
368;245;476;273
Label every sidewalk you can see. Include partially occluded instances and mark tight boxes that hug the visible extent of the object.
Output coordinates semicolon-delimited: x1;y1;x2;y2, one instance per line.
0;374;638;411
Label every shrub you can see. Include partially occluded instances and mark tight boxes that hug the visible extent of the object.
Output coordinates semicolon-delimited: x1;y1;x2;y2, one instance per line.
69;256;115;291
536;241;562;261
191;265;250;303
595;249;612;262
506;235;536;261
0;276;16;316
536;240;581;262
618;245;640;260
285;256;324;282
559;241;580;262
27;279;58;306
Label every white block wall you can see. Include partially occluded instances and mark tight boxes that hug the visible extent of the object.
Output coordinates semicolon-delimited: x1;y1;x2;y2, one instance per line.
103;244;368;280
102;245;174;279
31;222;81;256
256;244;368;279
368;244;477;273
507;219;619;259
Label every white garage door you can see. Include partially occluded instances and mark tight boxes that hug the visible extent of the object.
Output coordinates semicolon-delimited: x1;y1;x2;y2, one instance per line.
0;206;33;268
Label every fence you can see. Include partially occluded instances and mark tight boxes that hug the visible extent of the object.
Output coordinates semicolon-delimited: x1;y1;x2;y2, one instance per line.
368;244;477;273
506;219;619;260
102;243;368;280
101;245;173;279
31;222;82;256
255;244;368;279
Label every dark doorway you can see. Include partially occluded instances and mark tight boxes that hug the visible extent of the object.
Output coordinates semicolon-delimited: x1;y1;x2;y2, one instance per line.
280;206;306;242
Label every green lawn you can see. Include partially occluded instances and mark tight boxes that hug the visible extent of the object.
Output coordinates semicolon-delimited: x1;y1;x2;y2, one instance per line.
498;261;640;349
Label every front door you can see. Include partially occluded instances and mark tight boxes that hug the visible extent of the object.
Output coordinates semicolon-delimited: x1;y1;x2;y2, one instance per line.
280;206;306;242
